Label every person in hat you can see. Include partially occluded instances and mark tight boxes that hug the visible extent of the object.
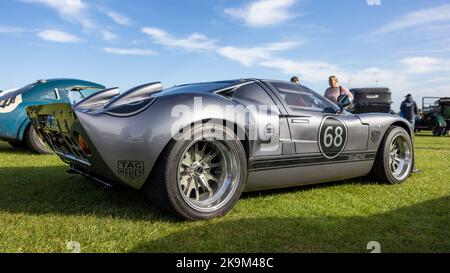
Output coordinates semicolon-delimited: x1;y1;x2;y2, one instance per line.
401;94;421;174
400;94;418;127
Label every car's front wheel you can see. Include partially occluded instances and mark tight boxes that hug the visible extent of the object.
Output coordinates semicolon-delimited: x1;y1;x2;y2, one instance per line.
371;126;414;184
147;124;247;220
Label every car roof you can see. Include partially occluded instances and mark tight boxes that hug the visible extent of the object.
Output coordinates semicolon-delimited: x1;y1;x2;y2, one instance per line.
162;79;257;94
0;79;104;100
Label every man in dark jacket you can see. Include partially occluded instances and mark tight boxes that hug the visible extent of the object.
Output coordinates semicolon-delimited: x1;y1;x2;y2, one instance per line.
400;94;421;174
400;94;418;127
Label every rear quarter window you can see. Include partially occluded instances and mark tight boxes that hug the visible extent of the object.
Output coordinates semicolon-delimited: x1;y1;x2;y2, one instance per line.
232;83;276;106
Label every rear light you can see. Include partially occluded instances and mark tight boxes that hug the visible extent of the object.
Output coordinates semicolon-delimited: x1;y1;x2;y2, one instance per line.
78;135;91;156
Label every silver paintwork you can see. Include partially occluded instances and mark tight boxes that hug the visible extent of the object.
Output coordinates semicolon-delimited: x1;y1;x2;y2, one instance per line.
27;79;414;192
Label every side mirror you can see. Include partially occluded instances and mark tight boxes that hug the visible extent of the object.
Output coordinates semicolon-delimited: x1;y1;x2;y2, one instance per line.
337;94;352;109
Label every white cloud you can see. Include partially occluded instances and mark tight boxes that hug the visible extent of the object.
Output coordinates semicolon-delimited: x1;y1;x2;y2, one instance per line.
218;41;301;66
24;0;93;29
37;29;81;43
371;4;450;35
23;0;130;41
0;26;26;33
260;59;342;83
142;27;217;52
138;27;449;107
103;47;156;56
105;10;132;26
101;30;118;41
401;56;450;74
224;0;297;27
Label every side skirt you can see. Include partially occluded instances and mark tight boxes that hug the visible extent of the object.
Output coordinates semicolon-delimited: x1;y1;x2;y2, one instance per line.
244;152;376;192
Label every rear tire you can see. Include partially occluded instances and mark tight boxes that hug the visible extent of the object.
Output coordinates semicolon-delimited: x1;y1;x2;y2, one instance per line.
8;140;26;149
24;125;52;154
146;123;247;220
371;126;413;184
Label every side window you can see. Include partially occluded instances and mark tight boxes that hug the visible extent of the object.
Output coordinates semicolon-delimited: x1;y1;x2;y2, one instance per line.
232;83;276;106
29;88;59;101
270;82;337;112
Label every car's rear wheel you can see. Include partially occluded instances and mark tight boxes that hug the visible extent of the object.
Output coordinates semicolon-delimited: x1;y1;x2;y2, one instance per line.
147;123;247;220
8;140;26;149
371;126;413;184
25;125;52;154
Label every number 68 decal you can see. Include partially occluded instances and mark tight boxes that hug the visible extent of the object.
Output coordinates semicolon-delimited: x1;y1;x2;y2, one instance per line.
319;116;348;159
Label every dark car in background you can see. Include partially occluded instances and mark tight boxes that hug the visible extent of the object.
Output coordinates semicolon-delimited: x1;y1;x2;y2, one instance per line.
415;97;450;136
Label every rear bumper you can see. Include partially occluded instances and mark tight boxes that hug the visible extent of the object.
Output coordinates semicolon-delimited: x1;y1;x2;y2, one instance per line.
26;103;120;185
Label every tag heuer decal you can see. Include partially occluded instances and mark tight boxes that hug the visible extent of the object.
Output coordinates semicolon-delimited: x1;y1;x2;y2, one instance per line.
118;161;144;179
371;130;381;143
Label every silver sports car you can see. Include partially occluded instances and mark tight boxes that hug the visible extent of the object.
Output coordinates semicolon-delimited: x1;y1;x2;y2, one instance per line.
26;79;415;220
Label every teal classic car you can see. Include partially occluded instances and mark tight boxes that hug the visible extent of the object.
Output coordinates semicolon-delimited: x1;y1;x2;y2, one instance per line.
0;79;105;153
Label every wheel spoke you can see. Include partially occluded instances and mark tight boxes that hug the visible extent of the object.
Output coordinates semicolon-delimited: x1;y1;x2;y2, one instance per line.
185;177;200;201
182;176;193;195
204;162;220;170
181;153;193;167
198;175;213;197
204;172;219;183
199;142;207;157
201;150;219;165
190;144;197;162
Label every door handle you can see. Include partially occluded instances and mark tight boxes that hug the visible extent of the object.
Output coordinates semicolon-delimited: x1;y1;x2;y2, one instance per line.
291;119;310;124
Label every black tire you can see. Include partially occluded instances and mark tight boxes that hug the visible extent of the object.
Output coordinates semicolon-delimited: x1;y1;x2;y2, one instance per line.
432;126;442;136
146;123;247;220
8;140;26;149
371;126;413;184
24;125;52;154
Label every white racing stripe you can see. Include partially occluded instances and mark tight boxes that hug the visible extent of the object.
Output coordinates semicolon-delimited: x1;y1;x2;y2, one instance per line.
0;94;23;113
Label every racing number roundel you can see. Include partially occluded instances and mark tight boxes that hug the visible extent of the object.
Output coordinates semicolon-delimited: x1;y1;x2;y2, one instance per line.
318;116;348;159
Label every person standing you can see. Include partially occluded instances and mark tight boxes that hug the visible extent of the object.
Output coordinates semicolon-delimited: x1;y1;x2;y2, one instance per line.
400;94;418;127
400;94;420;174
291;76;300;84
324;76;353;104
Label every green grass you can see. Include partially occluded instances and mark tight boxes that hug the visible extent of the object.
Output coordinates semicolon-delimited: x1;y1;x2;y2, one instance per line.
0;133;449;253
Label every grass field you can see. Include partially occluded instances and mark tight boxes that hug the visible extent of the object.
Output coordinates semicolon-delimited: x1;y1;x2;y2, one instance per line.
0;133;449;253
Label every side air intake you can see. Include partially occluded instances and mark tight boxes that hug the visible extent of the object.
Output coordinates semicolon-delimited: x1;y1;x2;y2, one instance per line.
105;82;162;109
74;87;120;109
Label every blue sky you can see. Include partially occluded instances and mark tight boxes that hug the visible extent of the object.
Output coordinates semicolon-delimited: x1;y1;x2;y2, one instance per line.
1;0;450;109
